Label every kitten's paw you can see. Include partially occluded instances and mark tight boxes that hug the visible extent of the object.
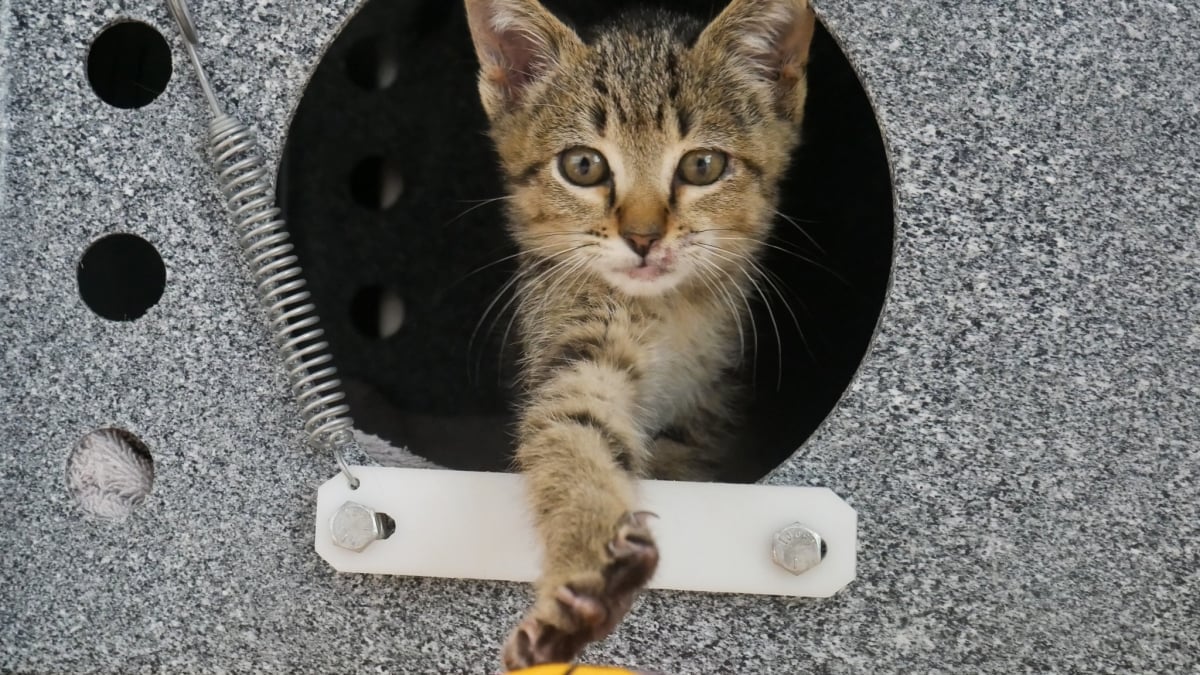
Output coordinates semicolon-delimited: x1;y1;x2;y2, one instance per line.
501;512;659;670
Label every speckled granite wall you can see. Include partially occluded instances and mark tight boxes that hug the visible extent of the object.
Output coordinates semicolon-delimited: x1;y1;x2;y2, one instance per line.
2;1;1197;673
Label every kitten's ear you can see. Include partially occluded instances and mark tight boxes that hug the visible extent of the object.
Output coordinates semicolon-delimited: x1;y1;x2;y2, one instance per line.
696;0;816;121
463;0;584;117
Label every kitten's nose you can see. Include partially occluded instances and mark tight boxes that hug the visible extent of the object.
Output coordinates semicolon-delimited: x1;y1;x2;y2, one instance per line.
622;233;660;258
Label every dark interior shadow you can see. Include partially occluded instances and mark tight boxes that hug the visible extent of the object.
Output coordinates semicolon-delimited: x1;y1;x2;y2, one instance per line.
279;0;893;480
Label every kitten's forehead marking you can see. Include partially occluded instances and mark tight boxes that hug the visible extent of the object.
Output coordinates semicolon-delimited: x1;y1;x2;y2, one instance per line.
592;40;686;132
583;25;694;204
594;131;681;209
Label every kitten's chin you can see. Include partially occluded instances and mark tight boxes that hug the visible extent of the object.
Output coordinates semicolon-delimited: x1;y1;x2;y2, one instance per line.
601;265;685;297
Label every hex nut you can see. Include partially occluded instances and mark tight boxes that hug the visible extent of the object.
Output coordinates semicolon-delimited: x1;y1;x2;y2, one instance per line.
330;501;389;552
772;522;825;575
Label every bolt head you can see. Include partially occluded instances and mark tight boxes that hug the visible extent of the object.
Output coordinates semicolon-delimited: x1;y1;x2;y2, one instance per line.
772;522;824;575
330;501;384;552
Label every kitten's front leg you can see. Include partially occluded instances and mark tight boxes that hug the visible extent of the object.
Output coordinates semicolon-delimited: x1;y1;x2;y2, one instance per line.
502;359;658;669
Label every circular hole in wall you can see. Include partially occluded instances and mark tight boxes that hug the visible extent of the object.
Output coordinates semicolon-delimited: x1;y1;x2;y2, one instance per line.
351;286;406;339
345;35;401;91
87;21;172;109
280;1;894;480
67;428;155;521
349;155;406;210
78;233;167;321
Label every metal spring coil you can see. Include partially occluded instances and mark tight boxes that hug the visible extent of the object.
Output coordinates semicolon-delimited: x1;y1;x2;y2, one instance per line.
207;112;360;487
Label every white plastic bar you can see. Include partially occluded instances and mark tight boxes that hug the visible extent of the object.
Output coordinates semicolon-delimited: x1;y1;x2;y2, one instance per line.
315;466;856;597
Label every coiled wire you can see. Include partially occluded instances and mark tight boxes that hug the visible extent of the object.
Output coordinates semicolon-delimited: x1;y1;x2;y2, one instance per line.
208;113;360;489
167;0;361;488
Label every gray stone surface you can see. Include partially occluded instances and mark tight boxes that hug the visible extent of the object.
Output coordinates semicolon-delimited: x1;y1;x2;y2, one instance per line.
2;0;1197;673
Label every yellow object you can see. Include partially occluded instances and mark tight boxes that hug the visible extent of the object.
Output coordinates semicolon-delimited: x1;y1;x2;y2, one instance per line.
507;666;644;675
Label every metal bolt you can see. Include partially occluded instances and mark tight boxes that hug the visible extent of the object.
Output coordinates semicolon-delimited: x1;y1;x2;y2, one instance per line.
772;522;825;575
330;501;394;552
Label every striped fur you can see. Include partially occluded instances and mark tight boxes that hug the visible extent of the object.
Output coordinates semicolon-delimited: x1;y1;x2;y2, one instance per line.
465;0;815;666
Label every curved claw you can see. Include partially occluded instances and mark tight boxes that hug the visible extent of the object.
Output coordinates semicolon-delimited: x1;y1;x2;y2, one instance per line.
503;512;660;669
629;510;659;524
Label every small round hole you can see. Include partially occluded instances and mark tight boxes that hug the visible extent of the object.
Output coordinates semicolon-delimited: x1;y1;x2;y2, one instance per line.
377;512;397;539
87;21;172;109
345;35;401;91
351;286;406;339
67;428;155;521
349;156;405;210
78;233;167;321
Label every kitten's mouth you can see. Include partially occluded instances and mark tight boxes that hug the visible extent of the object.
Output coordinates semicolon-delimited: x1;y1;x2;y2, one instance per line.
621;248;676;281
625;262;668;281
601;249;682;296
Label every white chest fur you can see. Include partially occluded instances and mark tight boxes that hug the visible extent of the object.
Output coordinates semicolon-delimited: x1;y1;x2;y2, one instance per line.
637;298;741;431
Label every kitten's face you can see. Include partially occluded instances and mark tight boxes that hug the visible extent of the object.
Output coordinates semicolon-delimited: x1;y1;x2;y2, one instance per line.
467;0;815;298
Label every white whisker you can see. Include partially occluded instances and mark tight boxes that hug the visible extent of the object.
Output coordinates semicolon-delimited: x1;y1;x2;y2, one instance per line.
694;254;759;386
692;258;746;360
445;195;513;226
710;234;849;286
469;244;593;381
773;209;826;255
698;243;784;390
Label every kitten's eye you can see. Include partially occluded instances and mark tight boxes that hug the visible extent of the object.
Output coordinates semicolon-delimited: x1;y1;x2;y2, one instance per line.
559;146;610;187
677;149;729;186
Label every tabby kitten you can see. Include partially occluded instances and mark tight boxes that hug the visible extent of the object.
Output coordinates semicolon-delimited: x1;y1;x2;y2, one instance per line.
463;0;816;667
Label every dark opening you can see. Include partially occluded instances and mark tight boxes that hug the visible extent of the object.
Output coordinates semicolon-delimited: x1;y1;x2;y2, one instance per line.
87;21;172;109
350;285;406;339
349;155;406;211
78;233;167;321
280;1;893;480
345;35;402;91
